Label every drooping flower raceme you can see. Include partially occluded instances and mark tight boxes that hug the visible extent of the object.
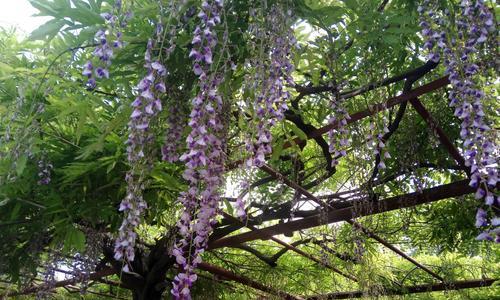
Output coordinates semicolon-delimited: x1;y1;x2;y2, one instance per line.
235;5;296;219
162;104;186;162
0;88;53;186
234;179;250;219
328;96;351;167
160;1;193;163
366;113;390;171
37;154;53;185
114;24;167;263
418;0;498;241
244;6;296;169
171;1;227;298
82;0;131;90
114;0;189;267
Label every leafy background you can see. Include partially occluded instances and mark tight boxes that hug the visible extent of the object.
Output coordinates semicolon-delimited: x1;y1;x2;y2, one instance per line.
0;0;499;299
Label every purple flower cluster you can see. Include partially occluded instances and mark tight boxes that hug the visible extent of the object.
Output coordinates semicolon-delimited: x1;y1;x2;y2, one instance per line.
1;93;54;186
160;1;192;163
234;6;296;219
1;94;47;184
37;252;58;299
419;0;498;242
244;6;296;169
234;180;250;219
353;237;366;260
37;156;53;185
367;118;390;170
162;104;185;162
327;97;351;167
82;0;131;90
171;1;226;298
114;25;167;262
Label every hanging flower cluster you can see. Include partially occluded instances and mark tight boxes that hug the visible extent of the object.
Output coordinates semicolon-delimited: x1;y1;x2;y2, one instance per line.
0;87;53;186
234;179;250;219
327;97;351;167
171;1;227;298
36;251;58;299
419;0;498;241
234;5;296;219
244;5;296;168
115;0;190;265
366;114;390;171
161;2;194;163
162;105;185;162
82;0;131;90
37;154;53;185
114;24;167;262
1;89;25;181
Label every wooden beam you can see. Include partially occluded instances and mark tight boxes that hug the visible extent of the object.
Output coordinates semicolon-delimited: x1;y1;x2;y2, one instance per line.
198;262;304;300
227;76;450;169
285;76;450;148
409;98;467;170
306;278;497;299
222;213;358;282
3;267;116;297
209;180;473;249
257;164;445;281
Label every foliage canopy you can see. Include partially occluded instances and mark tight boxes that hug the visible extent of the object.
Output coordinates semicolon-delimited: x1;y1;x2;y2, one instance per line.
0;0;498;299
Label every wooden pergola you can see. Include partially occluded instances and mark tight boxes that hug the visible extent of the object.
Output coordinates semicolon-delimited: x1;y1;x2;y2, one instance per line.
2;60;498;299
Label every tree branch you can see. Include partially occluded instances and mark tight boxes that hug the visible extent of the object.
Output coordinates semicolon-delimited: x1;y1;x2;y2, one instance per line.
233;244;277;267
369;60;440;182
293;60;440;103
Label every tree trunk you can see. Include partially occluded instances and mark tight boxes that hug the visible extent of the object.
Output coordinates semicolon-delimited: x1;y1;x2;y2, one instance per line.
132;285;166;300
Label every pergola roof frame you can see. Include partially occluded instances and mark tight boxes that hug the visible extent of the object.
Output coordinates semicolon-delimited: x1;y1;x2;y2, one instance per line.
4;63;496;299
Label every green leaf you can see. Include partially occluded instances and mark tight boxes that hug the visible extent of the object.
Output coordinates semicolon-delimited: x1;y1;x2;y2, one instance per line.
71;0;91;10
64;227;86;252
10;203;22;220
106;161;117;174
344;0;359;11
383;34;401;45
17;198;46;209
271;138;285;161
29;19;66;41
224;198;234;215
28;0;59;16
313;6;346;26
0;62;14;75
60;161;99;184
16;155;28;176
150;168;183;191
285;121;308;141
67;4;105;26
0;198;10;207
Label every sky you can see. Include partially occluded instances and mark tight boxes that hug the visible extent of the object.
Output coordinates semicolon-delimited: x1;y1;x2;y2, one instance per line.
0;0;50;36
